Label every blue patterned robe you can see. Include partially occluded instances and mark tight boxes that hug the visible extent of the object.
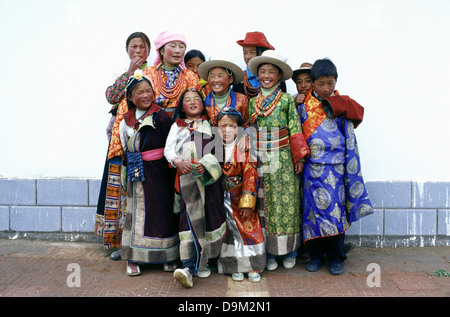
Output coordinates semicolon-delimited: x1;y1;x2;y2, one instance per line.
297;95;373;242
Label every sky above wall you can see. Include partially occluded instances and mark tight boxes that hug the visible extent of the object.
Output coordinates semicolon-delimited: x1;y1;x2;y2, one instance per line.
0;0;449;181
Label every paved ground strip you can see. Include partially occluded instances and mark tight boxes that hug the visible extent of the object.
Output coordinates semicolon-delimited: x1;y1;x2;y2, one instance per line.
0;239;448;298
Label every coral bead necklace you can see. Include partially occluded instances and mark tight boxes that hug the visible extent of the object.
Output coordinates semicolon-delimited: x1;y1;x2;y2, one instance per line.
155;64;185;99
243;74;260;99
254;88;282;118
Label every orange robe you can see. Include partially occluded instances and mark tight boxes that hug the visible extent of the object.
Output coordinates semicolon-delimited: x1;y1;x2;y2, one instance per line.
218;144;266;274
205;91;250;128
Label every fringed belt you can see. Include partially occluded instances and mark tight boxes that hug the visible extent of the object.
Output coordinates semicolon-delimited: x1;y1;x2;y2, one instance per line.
222;176;242;190
255;127;290;151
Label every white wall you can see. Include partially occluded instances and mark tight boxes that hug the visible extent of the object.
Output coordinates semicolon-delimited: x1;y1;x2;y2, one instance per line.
0;0;449;181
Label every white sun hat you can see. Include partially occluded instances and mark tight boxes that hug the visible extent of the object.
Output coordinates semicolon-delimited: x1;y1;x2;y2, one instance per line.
198;57;244;85
248;50;293;81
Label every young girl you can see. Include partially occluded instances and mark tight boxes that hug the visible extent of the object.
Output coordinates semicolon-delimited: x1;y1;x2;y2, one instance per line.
119;70;178;276
216;108;265;283
143;31;200;118
95;32;151;254
165;88;226;288
198;58;249;128
247;50;310;271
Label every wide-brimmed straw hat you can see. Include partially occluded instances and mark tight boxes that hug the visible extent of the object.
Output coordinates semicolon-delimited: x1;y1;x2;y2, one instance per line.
248;50;293;81
291;62;313;82
198;58;244;85
236;32;275;50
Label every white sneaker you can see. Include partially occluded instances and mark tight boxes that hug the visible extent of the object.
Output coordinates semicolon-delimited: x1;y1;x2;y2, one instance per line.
283;256;296;269
232;273;244;281
266;258;278;271
248;272;261;283
173;268;193;288
197;265;211;278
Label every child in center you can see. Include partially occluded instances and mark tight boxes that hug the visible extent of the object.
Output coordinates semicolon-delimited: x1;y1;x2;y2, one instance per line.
247;50;310;271
298;58;373;275
165;88;226;288
198;58;249;128
216;108;264;283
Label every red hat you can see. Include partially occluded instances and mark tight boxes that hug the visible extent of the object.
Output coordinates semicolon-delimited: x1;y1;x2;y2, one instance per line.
236;32;275;50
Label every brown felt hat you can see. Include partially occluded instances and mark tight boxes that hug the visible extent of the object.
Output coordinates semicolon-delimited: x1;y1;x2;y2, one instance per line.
291;62;313;82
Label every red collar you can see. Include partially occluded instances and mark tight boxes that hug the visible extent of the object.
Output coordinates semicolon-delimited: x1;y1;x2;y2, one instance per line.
123;103;161;130
175;115;208;128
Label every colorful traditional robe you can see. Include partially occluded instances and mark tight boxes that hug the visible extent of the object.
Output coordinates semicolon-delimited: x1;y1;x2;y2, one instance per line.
120;104;179;263
95;65;147;250
248;90;309;256
234;69;288;100
218;142;265;274
204;89;250;128
118;105;178;263
298;91;373;243
106;65;200;161
96;65;200;249
144;64;200;117
94;155;123;250
164;118;226;271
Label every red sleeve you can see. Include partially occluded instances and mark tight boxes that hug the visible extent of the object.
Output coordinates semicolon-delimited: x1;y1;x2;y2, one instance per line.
323;95;364;128
290;133;310;163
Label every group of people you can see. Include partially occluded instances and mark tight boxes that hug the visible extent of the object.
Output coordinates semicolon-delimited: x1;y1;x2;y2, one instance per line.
94;30;374;288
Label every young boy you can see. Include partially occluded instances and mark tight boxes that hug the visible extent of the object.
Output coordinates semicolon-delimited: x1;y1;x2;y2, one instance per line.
291;62;313;107
298;58;373;275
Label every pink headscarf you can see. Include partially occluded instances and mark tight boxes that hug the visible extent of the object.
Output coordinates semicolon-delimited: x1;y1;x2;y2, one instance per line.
153;31;187;67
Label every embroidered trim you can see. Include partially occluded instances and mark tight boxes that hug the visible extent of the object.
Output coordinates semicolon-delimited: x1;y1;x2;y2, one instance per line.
123;104;161;130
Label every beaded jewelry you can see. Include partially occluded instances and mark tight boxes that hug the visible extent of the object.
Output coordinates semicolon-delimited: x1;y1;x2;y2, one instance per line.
222;162;235;177
254;88;282;118
154;65;185;99
243;73;260;99
208;96;232;126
